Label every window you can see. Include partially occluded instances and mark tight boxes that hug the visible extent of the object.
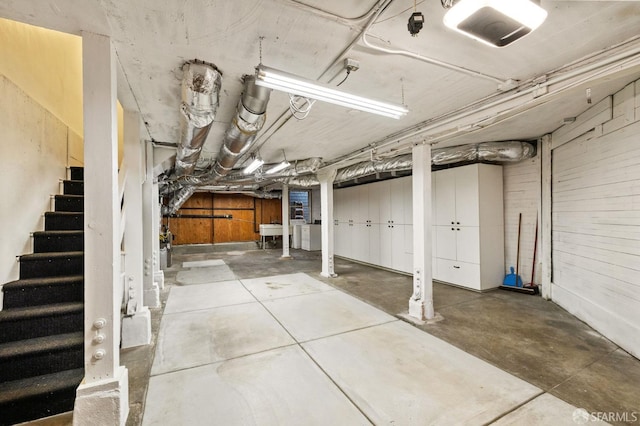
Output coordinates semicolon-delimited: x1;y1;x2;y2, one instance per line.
289;190;311;223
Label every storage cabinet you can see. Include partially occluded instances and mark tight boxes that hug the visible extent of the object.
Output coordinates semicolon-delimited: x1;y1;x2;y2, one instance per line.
432;164;504;291
301;224;321;251
334;176;413;274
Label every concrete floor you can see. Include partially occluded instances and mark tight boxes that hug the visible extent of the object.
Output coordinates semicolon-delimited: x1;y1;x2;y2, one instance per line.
118;243;640;426
33;243;639;425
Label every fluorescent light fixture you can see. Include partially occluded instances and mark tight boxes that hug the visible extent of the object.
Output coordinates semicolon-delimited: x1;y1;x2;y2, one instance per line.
243;156;264;174
443;0;547;48
255;65;408;119
265;160;290;175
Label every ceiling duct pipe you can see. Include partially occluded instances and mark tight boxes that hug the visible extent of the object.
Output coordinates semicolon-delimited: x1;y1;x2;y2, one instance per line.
209;75;271;181
432;141;536;165
334;141;535;183
174;61;222;177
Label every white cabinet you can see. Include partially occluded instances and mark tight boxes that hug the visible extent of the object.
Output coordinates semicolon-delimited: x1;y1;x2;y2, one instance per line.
432;164;504;291
301;224;322;251
333;176;413;274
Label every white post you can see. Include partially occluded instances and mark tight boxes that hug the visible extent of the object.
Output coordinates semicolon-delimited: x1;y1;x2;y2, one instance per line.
409;142;435;321
541;134;552;300
281;184;291;258
152;181;164;289
74;31;128;426
318;169;337;277
121;110;151;348
142;142;160;307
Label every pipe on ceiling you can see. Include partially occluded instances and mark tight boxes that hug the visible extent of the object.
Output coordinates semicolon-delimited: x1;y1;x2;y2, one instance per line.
162;75;272;215
173;61;222;177
276;141;536;187
209;75;271;181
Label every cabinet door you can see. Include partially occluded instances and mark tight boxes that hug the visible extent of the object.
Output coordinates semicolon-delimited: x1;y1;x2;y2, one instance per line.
353;185;369;224
379;224;393;269
435;226;456;260
352;223;369;262
389;178;405;225
454;165;479;227
456;226;480;264
368;223;381;265
402;177;413;225
378;180;392;225
334;188;344;222
368;181;382;224
435;169;456;226
335;221;352;256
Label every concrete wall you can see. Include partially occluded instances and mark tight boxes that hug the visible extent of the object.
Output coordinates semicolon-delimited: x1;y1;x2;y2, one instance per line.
0;75;74;285
550;80;640;359
502;142;542;285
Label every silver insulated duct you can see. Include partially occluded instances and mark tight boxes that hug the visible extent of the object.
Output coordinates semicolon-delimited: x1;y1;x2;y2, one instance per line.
432;141;536;165
174;61;222;177
209;75;271;181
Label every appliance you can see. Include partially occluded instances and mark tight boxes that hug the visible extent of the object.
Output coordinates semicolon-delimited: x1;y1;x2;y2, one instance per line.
254;65;409;119
443;0;547;48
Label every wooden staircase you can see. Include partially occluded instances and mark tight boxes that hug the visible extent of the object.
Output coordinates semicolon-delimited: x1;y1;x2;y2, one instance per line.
0;167;85;425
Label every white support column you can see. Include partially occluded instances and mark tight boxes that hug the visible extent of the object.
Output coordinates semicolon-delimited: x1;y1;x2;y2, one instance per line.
281;184;291;258
121;110;151;349
152;181;164;290
74;31;129;426
142;142;160;307
409;142;435;321
318;169;337;278
541;134;553;300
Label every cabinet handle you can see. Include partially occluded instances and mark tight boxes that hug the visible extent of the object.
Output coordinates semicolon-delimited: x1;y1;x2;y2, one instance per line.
456;228;460;231
453;265;460;269
451;221;454;225
451;228;455;231
457;222;460;225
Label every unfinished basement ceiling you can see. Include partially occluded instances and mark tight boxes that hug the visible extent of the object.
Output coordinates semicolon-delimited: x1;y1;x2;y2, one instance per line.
2;0;640;171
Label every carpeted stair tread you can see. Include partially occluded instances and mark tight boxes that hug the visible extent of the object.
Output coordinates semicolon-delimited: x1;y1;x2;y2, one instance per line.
2;275;83;308
63;180;84;195
0;332;83;360
0;302;84;322
33;230;84;253
19;251;83;261
0;368;84;404
32;230;84;237
54;194;84;213
3;275;83;290
44;212;83;231
69;166;83;181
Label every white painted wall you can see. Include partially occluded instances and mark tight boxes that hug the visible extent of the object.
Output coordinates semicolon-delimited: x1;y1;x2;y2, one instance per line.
502;142;541;285
551;80;640;359
0;75;74;285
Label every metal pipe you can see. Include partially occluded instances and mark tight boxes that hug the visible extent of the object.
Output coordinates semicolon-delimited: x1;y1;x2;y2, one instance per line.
174;61;222;177
209;75;271;180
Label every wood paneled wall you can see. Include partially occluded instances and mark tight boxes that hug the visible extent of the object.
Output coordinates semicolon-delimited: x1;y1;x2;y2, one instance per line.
166;193;282;245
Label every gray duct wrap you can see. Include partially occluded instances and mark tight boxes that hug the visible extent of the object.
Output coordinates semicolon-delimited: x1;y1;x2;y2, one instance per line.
174;61;222;177
209;76;271;181
432;141;536;165
335;154;413;182
163;75;271;215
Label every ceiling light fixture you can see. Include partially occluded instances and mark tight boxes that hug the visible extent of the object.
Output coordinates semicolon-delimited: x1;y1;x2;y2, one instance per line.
243;155;264;174
265;160;290;175
255;65;408;119
443;0;547;48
